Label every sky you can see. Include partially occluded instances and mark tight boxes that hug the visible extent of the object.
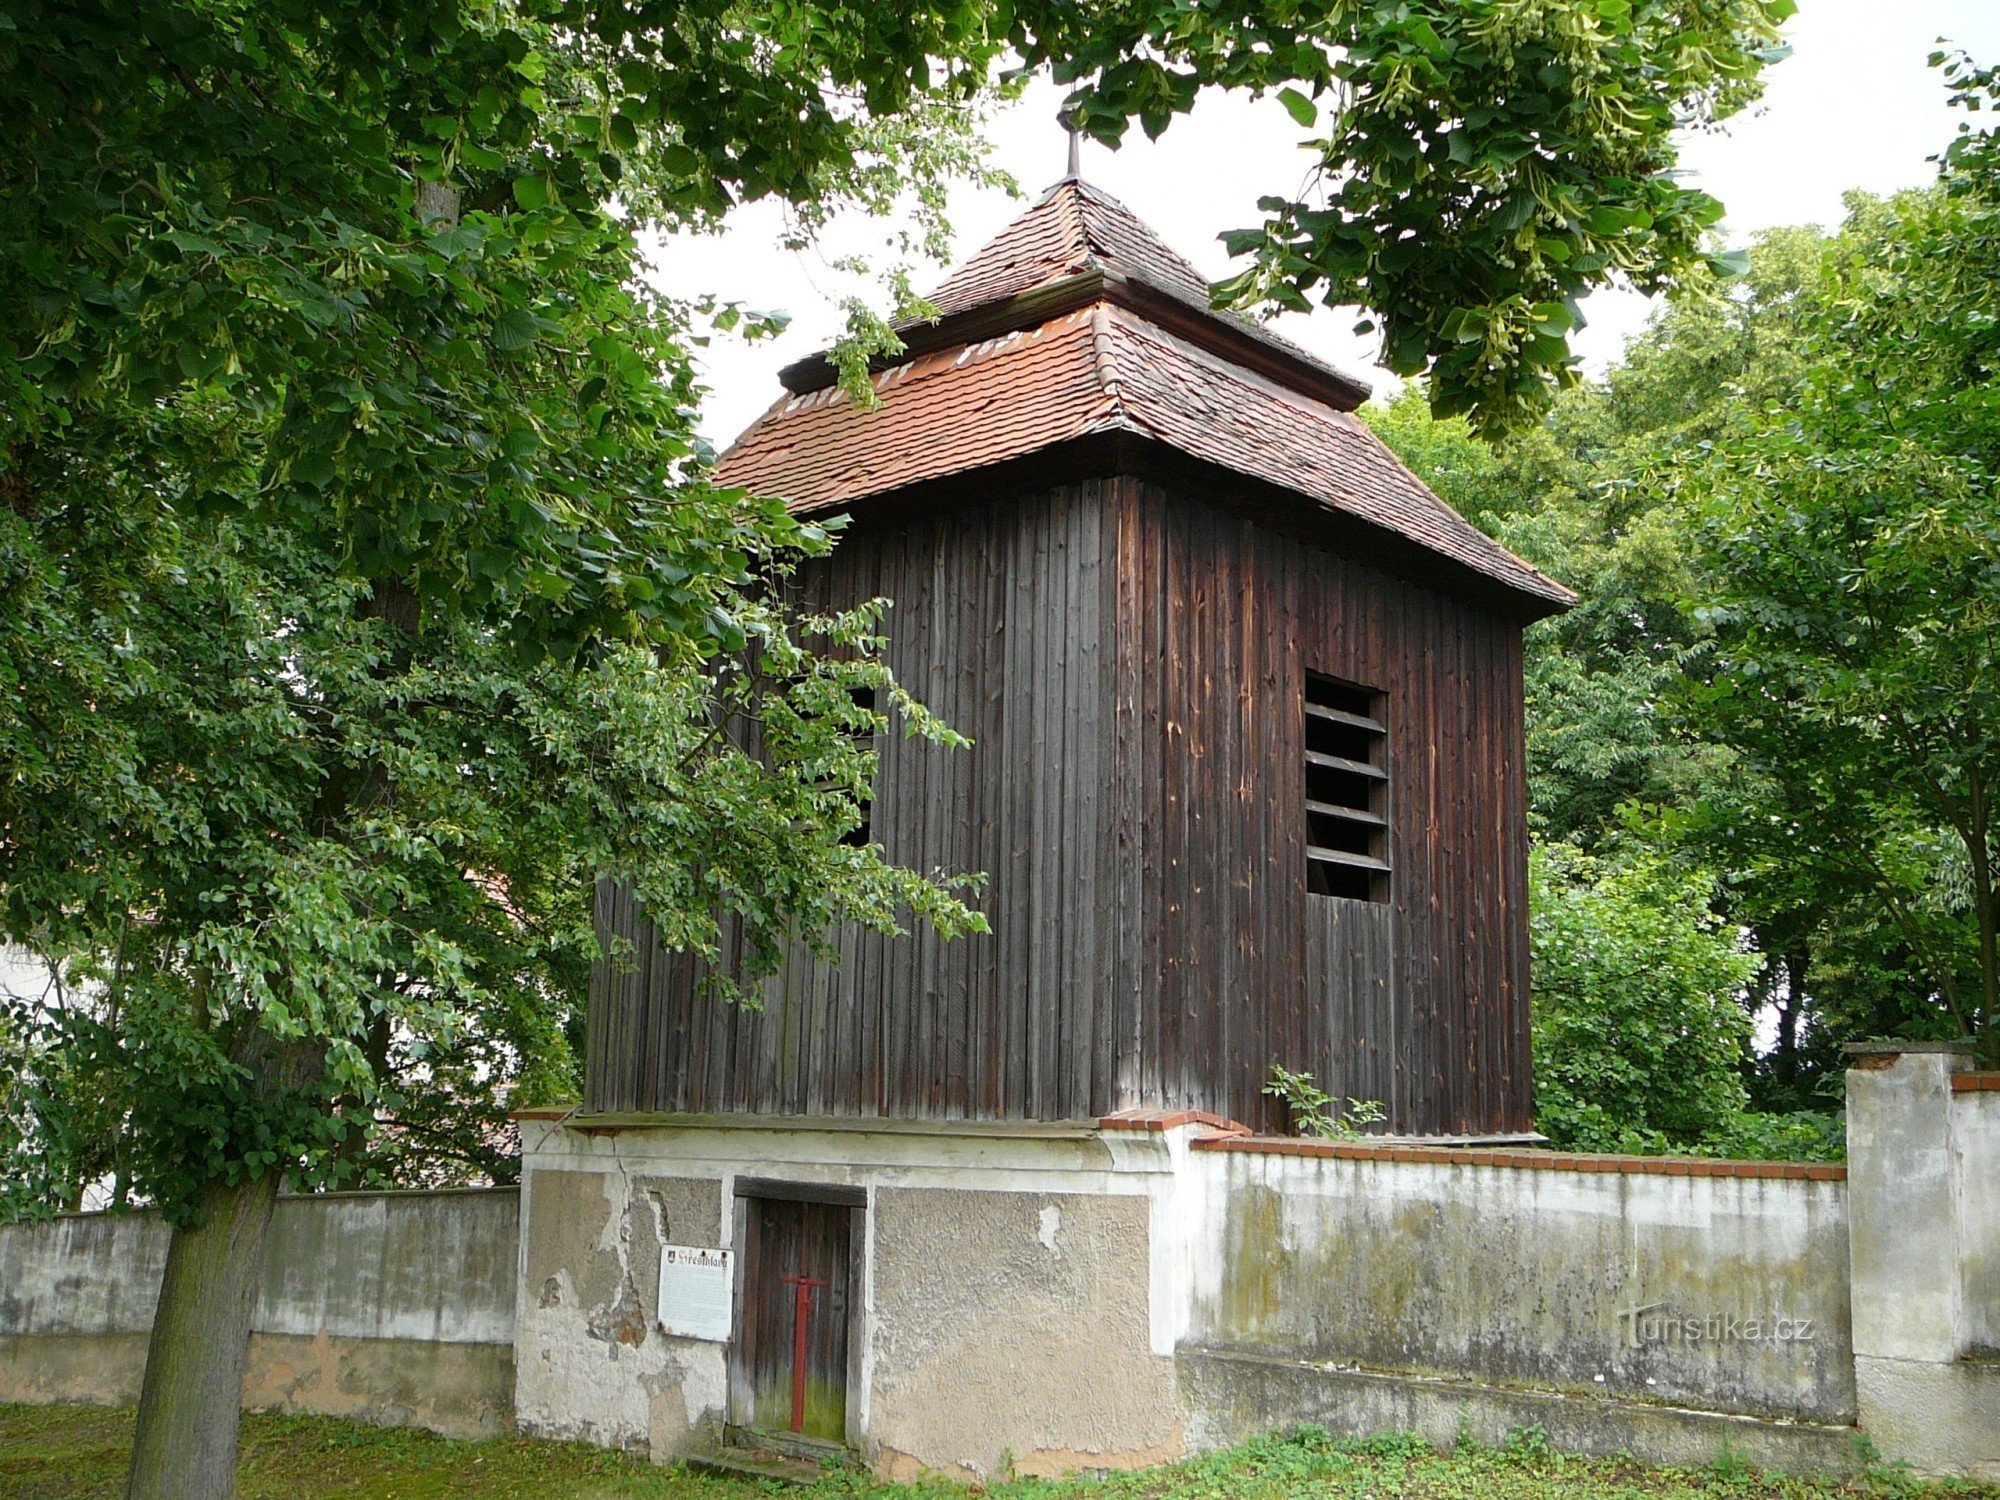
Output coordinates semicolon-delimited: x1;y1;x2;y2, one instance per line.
649;1;2000;447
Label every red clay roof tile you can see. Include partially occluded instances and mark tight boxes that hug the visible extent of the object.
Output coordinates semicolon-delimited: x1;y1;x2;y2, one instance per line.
717;303;1571;609
716;182;1572;612
929;176;1217;319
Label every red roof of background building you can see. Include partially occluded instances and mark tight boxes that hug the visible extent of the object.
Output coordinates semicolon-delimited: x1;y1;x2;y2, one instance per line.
718;180;1574;615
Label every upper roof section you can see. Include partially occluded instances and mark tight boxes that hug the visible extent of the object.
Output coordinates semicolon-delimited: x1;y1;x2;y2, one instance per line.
775;179;1374;413
719;179;1575;618
928;174;1229;320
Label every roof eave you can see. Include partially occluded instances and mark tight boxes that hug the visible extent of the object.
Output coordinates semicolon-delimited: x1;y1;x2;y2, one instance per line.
774;428;1573;621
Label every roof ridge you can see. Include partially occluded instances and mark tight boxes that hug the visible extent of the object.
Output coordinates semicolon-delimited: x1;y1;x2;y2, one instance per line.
1054;177;1091;265
1071;179;1213;294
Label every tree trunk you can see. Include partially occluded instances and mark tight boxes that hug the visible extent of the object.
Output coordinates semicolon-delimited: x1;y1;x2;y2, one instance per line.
126;1169;282;1499
1774;949;1807;1094
127;1027;322;1496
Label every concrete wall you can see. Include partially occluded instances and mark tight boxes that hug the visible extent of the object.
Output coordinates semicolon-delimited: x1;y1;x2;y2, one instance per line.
1845;1049;2000;1479
514;1111;1894;1479
0;1187;518;1436
513;1117;1184;1476
1167;1140;1859;1472
515;1162;731;1455
1177;1148;1854;1422
868;1187;1181;1478
1956;1084;2000;1358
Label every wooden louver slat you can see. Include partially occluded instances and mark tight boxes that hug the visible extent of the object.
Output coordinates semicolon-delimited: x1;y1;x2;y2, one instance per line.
1305;750;1388;779
1306;848;1391;874
1307;799;1387;826
1304;702;1384;734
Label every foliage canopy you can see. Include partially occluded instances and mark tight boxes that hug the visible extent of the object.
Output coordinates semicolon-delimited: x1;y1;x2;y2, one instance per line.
1371;53;2000;1145
0;0;1801;1214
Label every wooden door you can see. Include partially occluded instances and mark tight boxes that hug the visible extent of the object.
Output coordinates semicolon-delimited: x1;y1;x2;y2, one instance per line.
736;1194;852;1446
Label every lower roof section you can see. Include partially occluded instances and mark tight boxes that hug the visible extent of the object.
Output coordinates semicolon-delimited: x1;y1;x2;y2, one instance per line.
715;301;1573;618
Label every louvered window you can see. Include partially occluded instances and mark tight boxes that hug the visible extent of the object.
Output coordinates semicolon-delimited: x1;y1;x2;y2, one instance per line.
1304;673;1390;902
841;685;877;848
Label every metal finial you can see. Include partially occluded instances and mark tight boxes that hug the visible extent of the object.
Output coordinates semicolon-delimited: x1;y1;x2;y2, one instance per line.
1059;107;1082;180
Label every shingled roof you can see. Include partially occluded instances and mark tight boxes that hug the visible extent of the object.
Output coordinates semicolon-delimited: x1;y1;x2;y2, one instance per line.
718;179;1574;616
927;174;1223;319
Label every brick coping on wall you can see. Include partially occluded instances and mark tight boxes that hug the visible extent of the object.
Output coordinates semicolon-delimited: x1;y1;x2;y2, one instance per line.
1098;1108;1253;1134
1953;1073;2000;1093
1182;1132;1846;1181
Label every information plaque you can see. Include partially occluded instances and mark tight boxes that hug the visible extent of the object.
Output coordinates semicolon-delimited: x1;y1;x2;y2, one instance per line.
657;1244;733;1341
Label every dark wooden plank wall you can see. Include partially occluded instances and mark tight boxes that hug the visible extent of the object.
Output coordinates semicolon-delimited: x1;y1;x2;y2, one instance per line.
586;482;1123;1118
586;473;1533;1136
1112;478;1532;1135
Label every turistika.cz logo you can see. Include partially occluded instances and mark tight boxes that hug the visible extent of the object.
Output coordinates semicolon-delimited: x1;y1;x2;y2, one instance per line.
1614;1301;1818;1348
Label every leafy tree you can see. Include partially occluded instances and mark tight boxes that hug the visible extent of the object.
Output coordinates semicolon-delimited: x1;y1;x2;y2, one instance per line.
1;4;996;1490
1657;60;2000;1078
1528;841;1759;1154
1681;169;2000;1060
1369;201;1967;1116
1174;0;1798;432
0;0;1794;1490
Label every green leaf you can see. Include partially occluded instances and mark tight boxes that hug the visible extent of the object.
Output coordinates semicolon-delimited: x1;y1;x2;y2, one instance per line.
526;571;572;599
491;309;540;350
1492;196;1538;232
1706;247;1753;279
1276;87;1318;128
1531;301;1575;334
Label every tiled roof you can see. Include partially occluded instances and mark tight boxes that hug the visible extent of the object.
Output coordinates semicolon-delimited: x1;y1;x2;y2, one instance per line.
928;177;1218;319
902;177;1368;410
720;311;1113;505
716;303;1573;611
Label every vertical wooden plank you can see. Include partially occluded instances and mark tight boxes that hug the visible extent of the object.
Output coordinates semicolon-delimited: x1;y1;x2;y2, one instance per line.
938;503;975;1120
583;879;612;1111
1058;487;1098;1118
1044;489;1070;1115
1100;477;1140;1114
1005;492;1035;1116
900;514;937;1117
972;496;1005;1116
1504;618;1534;1132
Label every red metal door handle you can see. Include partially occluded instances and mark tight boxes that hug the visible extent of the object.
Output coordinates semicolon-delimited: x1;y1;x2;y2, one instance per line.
780;1272;830;1433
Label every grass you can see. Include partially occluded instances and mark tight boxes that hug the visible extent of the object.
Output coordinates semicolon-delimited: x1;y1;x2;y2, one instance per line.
2;1406;1996;1500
